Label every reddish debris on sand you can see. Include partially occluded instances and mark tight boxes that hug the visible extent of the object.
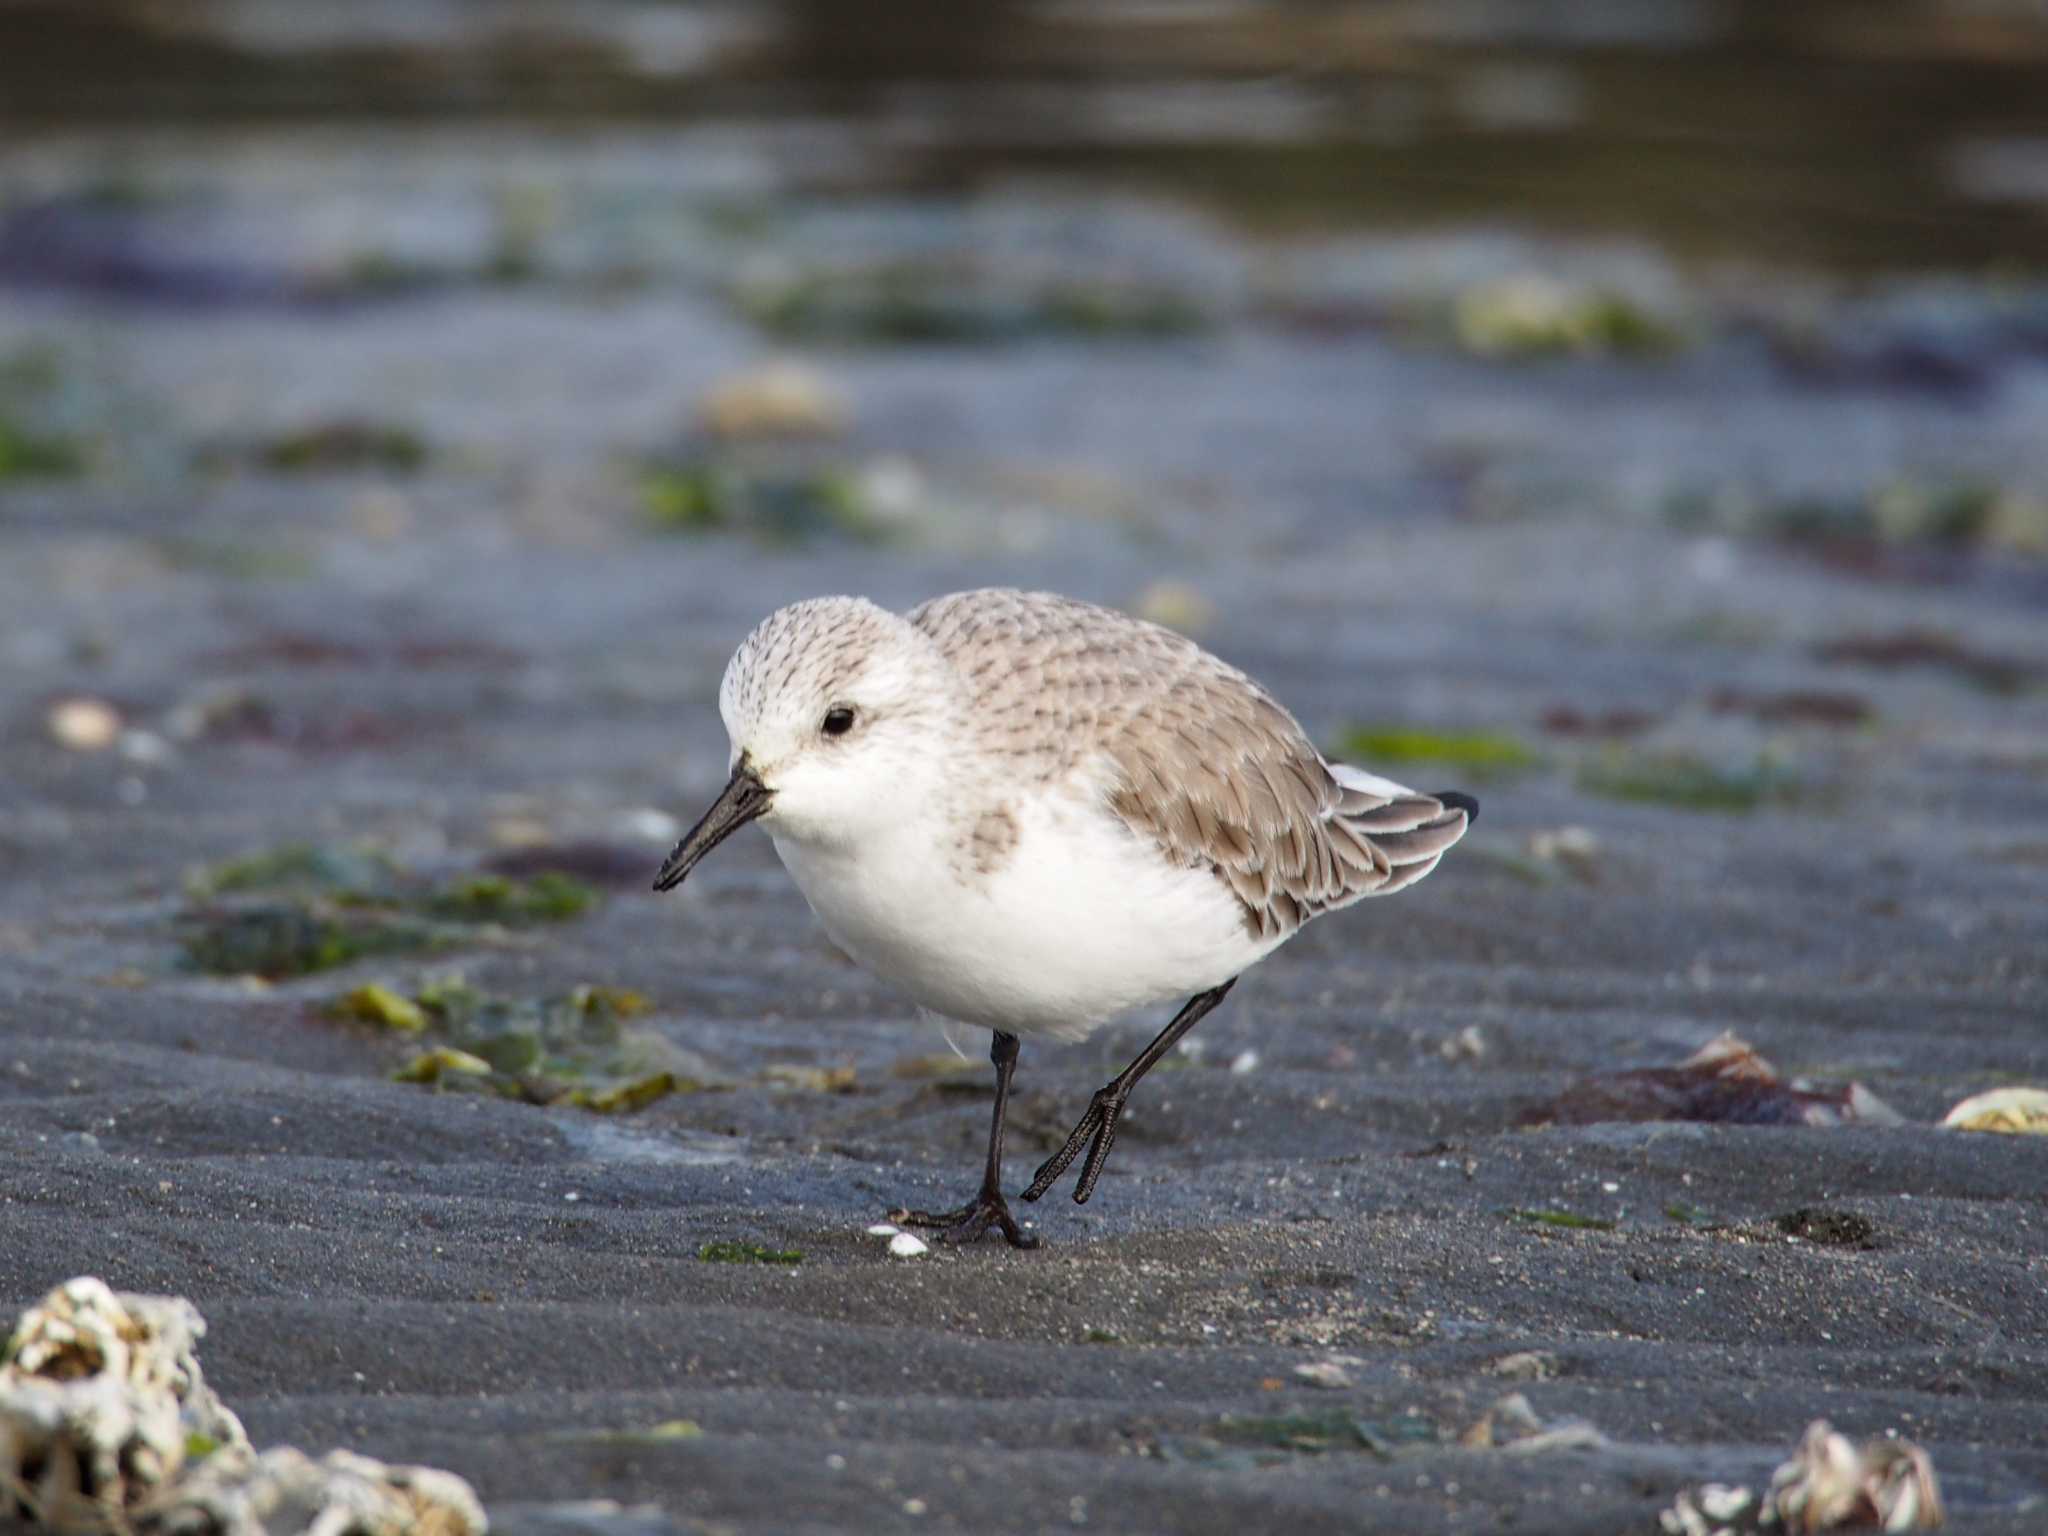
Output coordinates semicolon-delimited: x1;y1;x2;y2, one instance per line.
1538;704;1658;737
1813;628;2033;693
1527;1032;1902;1128
1706;687;1874;727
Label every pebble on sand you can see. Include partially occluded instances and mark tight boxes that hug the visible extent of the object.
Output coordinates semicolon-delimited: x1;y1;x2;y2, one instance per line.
45;696;121;752
697;361;849;441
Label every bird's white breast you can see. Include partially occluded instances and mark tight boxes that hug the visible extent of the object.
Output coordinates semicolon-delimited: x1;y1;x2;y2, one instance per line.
769;778;1274;1041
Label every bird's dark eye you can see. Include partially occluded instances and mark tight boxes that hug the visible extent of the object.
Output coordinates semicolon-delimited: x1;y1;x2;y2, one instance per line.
821;706;856;737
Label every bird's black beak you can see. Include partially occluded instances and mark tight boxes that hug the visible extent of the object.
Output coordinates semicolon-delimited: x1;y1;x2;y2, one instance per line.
653;761;772;892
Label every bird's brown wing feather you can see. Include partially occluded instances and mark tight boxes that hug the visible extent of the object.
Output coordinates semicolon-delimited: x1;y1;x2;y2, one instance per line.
911;589;1470;940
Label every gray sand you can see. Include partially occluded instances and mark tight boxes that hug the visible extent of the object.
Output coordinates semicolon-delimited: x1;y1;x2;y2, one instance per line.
3;120;2047;1534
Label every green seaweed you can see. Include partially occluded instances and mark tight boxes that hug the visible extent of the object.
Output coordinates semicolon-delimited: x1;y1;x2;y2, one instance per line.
1338;725;1541;777
182;846;598;981
336;983;428;1032
254;421;428;475
565;1071;704;1113
1451;280;1685;361
571;984;651;1018
180;904;446;980
737;267;1212;346
365;977;704;1112
1042;282;1211;338
1668;477;2046;557
1577;750;1799;813
700;1240;803;1265
423;872;596;925
392;1047;494;1084
640;463;738;532
189;842;395;900
0;417;88;480
638;459;894;547
1510;1208;1618;1231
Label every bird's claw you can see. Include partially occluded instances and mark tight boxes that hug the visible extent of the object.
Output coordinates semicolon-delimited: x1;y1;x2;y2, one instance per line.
1022;1084;1127;1205
893;1193;1040;1249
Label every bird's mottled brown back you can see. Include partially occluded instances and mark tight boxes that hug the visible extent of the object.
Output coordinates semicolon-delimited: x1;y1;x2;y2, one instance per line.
910;589;1462;939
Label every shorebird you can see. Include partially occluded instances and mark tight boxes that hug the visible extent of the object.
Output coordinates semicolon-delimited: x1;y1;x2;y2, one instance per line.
656;589;1475;1247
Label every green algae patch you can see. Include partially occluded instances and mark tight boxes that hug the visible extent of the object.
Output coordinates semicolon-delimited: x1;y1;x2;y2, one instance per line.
180;905;447;980
179;844;603;982
337;983;428;1032
392;1047;493;1084
1338;725;1541;777
188;842;396;900
640;463;736;532
565;1071;704;1114
1450;278;1686;361
1510;1208;1618;1232
181;845;600;979
0;346;90;479
736;266;1213;346
640;1419;704;1441
1669;477;2048;559
252;421;429;475
570;984;650;1018
0;417;89;480
357;977;713;1114
638;458;896;547
423;872;596;925
1578;750;1801;813
699;1241;803;1265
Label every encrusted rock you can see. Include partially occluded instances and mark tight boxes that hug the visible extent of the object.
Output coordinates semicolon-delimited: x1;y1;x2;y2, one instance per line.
1;1276;248;1533
149;1448;487;1536
1660;1418;1943;1533
3;1278;484;1536
1767;1420;1943;1532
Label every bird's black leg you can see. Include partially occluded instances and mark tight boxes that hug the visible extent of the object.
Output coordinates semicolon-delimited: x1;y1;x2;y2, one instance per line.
1022;978;1238;1206
895;1030;1039;1248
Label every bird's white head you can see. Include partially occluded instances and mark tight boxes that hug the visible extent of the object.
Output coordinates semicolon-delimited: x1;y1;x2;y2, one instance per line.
654;596;956;890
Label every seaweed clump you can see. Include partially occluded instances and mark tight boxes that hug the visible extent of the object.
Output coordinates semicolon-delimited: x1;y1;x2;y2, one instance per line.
178;843;600;980
362;977;715;1115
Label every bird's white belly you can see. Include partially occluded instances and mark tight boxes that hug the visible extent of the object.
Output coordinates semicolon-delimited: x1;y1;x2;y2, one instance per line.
769;792;1272;1040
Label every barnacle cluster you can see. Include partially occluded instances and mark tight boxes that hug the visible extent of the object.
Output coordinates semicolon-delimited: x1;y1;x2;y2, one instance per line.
1;1278;484;1536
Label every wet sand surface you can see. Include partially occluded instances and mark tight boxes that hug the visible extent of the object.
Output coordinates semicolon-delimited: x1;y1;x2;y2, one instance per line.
4;88;2048;1536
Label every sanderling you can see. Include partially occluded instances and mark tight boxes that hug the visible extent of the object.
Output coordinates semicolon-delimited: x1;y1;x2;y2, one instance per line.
656;588;1476;1247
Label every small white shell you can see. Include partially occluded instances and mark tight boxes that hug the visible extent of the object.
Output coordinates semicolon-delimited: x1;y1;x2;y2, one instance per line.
1941;1086;2048;1134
